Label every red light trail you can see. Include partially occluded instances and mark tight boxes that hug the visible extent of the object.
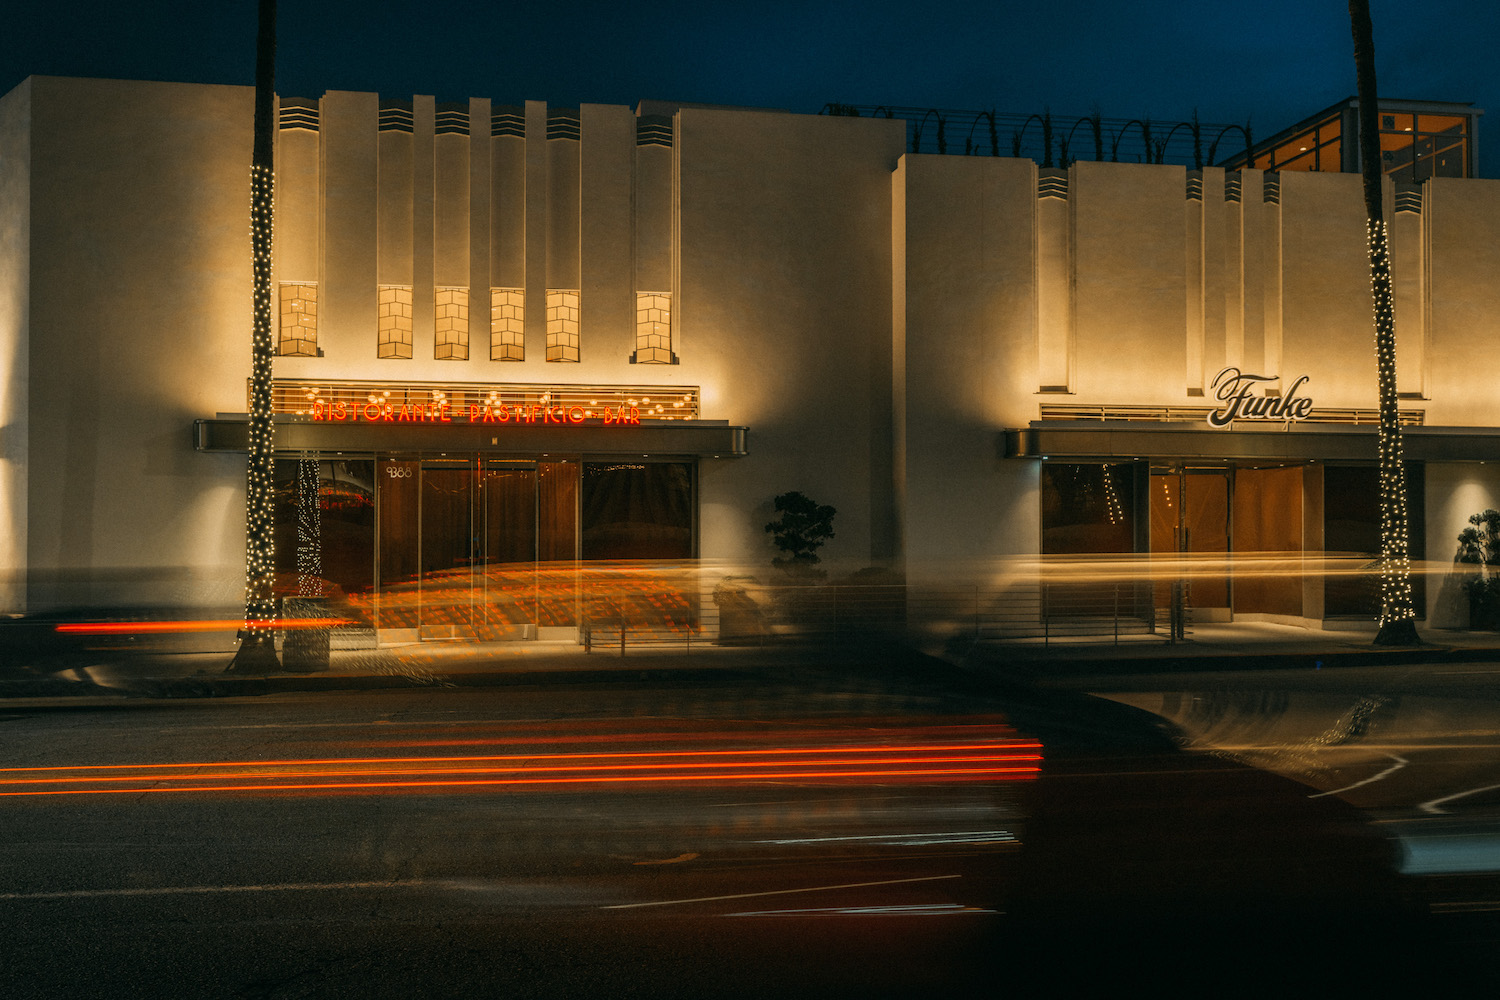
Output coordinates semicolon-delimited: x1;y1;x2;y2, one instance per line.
53;619;353;635
0;735;1042;798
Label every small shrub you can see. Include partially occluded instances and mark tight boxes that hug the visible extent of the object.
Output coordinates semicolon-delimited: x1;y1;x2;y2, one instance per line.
765;492;836;578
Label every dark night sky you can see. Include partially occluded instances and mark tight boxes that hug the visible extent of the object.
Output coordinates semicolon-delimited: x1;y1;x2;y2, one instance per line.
2;1;1495;175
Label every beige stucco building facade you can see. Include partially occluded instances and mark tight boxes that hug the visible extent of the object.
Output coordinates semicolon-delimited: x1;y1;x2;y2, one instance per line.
3;76;1499;636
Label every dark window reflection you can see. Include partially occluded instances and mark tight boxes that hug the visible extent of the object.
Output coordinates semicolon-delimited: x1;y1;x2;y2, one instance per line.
1041;462;1146;621
581;462;694;560
1041;463;1136;554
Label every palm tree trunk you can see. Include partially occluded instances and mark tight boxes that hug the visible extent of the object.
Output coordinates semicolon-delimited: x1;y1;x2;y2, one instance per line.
228;0;281;672
1349;0;1419;645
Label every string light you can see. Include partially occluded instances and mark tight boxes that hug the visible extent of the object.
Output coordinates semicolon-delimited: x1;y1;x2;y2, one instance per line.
296;457;322;598
1367;219;1416;632
1103;464;1124;526
243;161;278;641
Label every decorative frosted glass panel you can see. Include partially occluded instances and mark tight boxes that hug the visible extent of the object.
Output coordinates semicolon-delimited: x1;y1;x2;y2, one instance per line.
633;292;674;364
435;287;469;360
278;282;318;356
546;289;580;362
490;288;524;361
378;285;413;359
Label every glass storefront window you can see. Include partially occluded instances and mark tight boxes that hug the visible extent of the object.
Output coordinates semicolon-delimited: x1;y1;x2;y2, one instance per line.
1041;462;1145;622
375;457;420;629
272;454;699;637
581;462;694;560
271;459;376;623
1041;463;1137;554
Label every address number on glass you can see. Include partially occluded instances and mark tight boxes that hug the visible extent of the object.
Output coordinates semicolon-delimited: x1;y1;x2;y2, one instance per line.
385;466;414;478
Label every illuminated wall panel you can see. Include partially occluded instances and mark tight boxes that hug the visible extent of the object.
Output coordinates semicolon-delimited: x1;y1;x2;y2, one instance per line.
277;282;318;356
434;286;468;360
377;284;413;359
546;288;580;362
633;292;673;363
490;287;524;360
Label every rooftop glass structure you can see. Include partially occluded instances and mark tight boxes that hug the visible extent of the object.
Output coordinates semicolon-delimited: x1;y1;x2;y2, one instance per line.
1218;97;1482;180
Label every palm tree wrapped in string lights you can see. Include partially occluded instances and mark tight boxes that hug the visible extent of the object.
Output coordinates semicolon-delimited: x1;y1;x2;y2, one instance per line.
1349;0;1419;645
228;0;282;672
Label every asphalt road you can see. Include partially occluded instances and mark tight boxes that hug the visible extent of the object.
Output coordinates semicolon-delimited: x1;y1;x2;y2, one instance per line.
3;661;1499;997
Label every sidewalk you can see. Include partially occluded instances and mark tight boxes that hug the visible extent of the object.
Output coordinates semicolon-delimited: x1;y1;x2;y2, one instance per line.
0;636;884;701
4;621;1500;701
958;620;1500;673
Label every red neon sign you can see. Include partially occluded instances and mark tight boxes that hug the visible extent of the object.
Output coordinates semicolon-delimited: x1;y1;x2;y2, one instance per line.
308;401;641;425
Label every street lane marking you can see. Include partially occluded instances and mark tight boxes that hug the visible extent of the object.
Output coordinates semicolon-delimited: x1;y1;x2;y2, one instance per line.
726;903;993;917
1421;781;1500;815
0;880;435;901
1431;900;1500;913
756;830;1017;846
1309;753;1408;798
600;874;960;910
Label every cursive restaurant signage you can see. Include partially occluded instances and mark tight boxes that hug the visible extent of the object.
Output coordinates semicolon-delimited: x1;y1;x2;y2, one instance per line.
1208;367;1312;428
308;400;642;425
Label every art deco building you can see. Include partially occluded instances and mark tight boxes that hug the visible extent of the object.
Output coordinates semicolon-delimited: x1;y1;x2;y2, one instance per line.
2;76;1497;640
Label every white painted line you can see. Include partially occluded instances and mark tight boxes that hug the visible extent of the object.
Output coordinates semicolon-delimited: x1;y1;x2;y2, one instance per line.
1309;753;1408;798
1421;781;1500;815
726;903;993;917
600;874;961;910
0;880;433;901
756;830;1016;846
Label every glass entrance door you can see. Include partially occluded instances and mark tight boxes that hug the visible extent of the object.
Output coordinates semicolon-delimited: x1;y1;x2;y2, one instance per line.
1150;467;1231;616
371;456;580;638
419;460;480;637
417;460;556;639
475;462;540;638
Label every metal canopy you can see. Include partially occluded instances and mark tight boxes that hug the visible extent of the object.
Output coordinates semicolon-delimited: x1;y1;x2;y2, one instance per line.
194;417;748;457
1006;421;1500;463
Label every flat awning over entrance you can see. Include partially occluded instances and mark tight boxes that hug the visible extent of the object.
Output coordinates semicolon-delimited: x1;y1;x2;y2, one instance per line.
1006;422;1500;463
194;417;748;457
